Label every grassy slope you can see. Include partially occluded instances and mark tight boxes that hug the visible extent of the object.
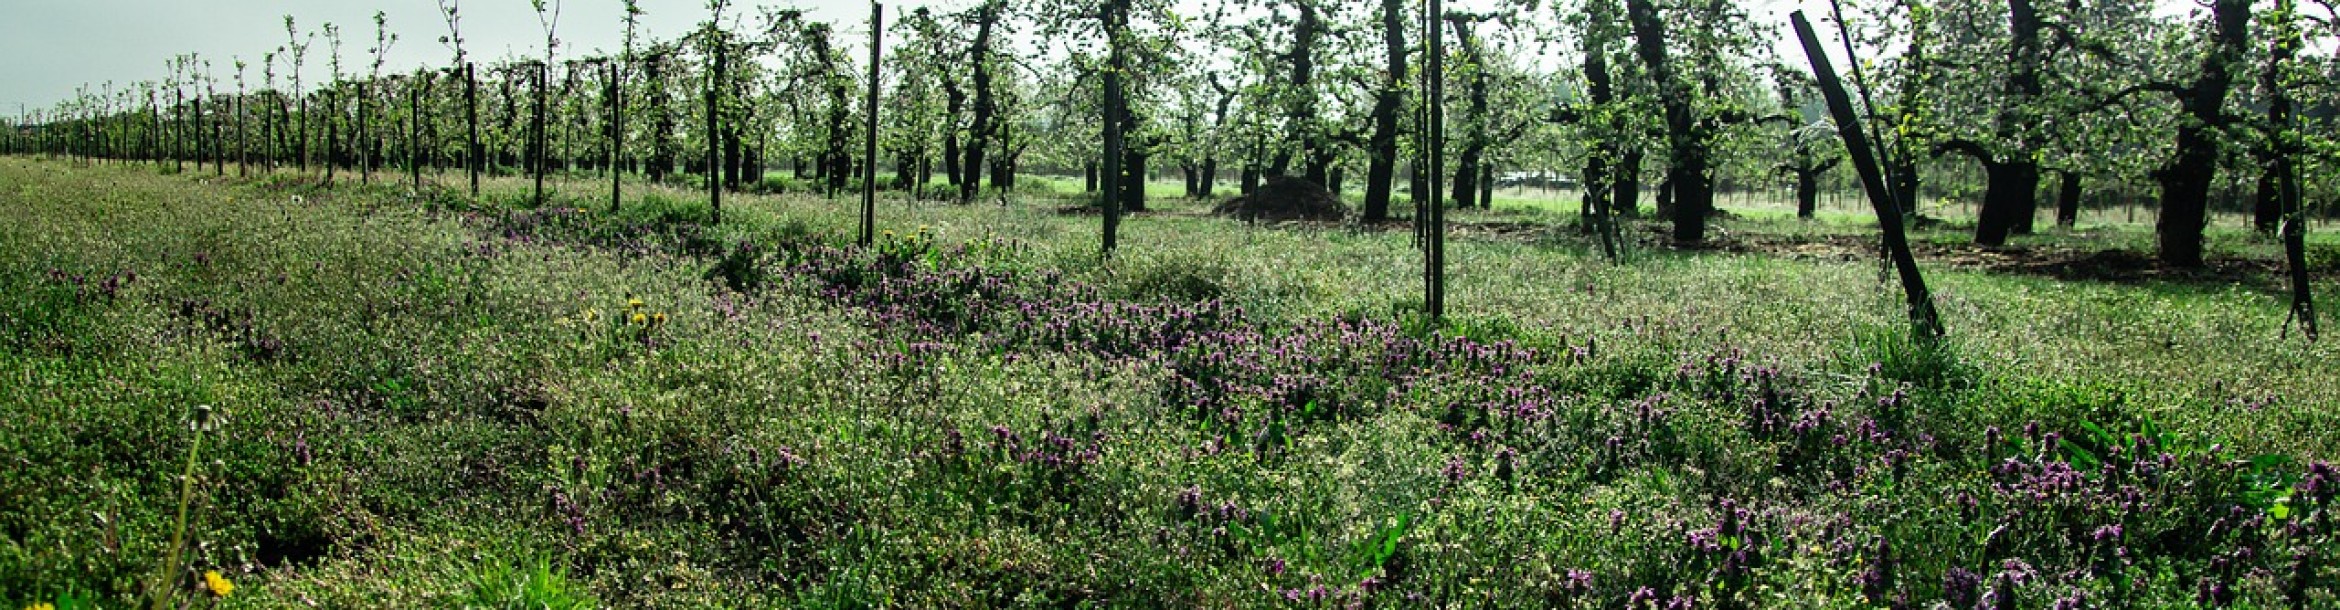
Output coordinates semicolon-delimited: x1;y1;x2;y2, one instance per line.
2;158;2334;608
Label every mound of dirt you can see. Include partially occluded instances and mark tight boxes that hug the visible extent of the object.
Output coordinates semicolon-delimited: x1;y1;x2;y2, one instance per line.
1213;177;1348;222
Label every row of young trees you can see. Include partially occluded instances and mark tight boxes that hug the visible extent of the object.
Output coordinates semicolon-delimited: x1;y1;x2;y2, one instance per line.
6;1;2336;284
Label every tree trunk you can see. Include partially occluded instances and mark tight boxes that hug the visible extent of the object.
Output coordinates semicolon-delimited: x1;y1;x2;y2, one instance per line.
645;56;671;183
1966;0;2047;244
1971;157;2039;246
1797;169;1822;218
1122;145;1146;213
1793;12;1944;339
1199;158;1219;199
1479;164;1494;210
1101;0;1127;254
1627;0;1710;243
1583;15;1617;238
942;74;965;188
2156;0;2249;268
2055;170;2081;228
2265;3;2315;339
961;1;1001;203
1614;148;1642;217
1448;17;1491;211
817;35;850;196
2254;168;2281;234
1452;150;1482;209
1362;0;1407;223
991;119;1017;192
1276;1;1327;186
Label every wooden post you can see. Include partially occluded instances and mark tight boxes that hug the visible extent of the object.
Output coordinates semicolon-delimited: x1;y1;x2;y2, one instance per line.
707;30;724;224
860;3;883;247
411;72;425;191
1793;12;1943;339
325;88;337;184
1425;0;1446;320
175;86;186;173
608;59;622;212
360;82;372;184
534;61;550;207
236;95;248;177
465;62;481;197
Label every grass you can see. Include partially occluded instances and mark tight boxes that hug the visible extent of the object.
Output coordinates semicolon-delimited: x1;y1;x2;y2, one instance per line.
1;156;2335;607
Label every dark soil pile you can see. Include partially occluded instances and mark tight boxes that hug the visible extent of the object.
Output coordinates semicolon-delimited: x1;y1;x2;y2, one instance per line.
1212;177;1348;222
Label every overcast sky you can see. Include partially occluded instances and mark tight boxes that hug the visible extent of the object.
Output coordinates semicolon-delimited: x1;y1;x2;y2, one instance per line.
2;0;2186;114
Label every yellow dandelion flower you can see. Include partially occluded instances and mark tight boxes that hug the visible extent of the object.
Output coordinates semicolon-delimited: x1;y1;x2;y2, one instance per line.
204;570;234;598
651;312;669;325
883;230;896;239
29;603;57;610
628;298;645;310
631;312;649;325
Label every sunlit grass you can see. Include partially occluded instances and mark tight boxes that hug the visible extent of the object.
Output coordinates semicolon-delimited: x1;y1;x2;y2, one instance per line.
2;157;2334;608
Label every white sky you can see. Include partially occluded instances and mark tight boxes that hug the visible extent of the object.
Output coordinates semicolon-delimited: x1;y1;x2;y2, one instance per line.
0;0;2193;114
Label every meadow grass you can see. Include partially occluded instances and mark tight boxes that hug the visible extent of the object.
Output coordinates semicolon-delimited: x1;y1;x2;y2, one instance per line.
1;157;2334;608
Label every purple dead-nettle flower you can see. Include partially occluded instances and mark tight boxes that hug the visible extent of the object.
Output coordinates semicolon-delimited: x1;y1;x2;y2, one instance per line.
2197;577;2233;605
2302;461;2337;503
1218;500;1249;523
1944;567;1983;608
2092;524;2123;543
291;434;312;466
1686;528;1722;553
1999;559;2036;585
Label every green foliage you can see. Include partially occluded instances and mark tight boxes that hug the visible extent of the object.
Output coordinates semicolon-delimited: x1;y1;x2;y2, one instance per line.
1840;323;1974;390
753;175;807;195
465;558;597;610
1107;251;1228;302
1;161;2335;608
914;182;958;201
